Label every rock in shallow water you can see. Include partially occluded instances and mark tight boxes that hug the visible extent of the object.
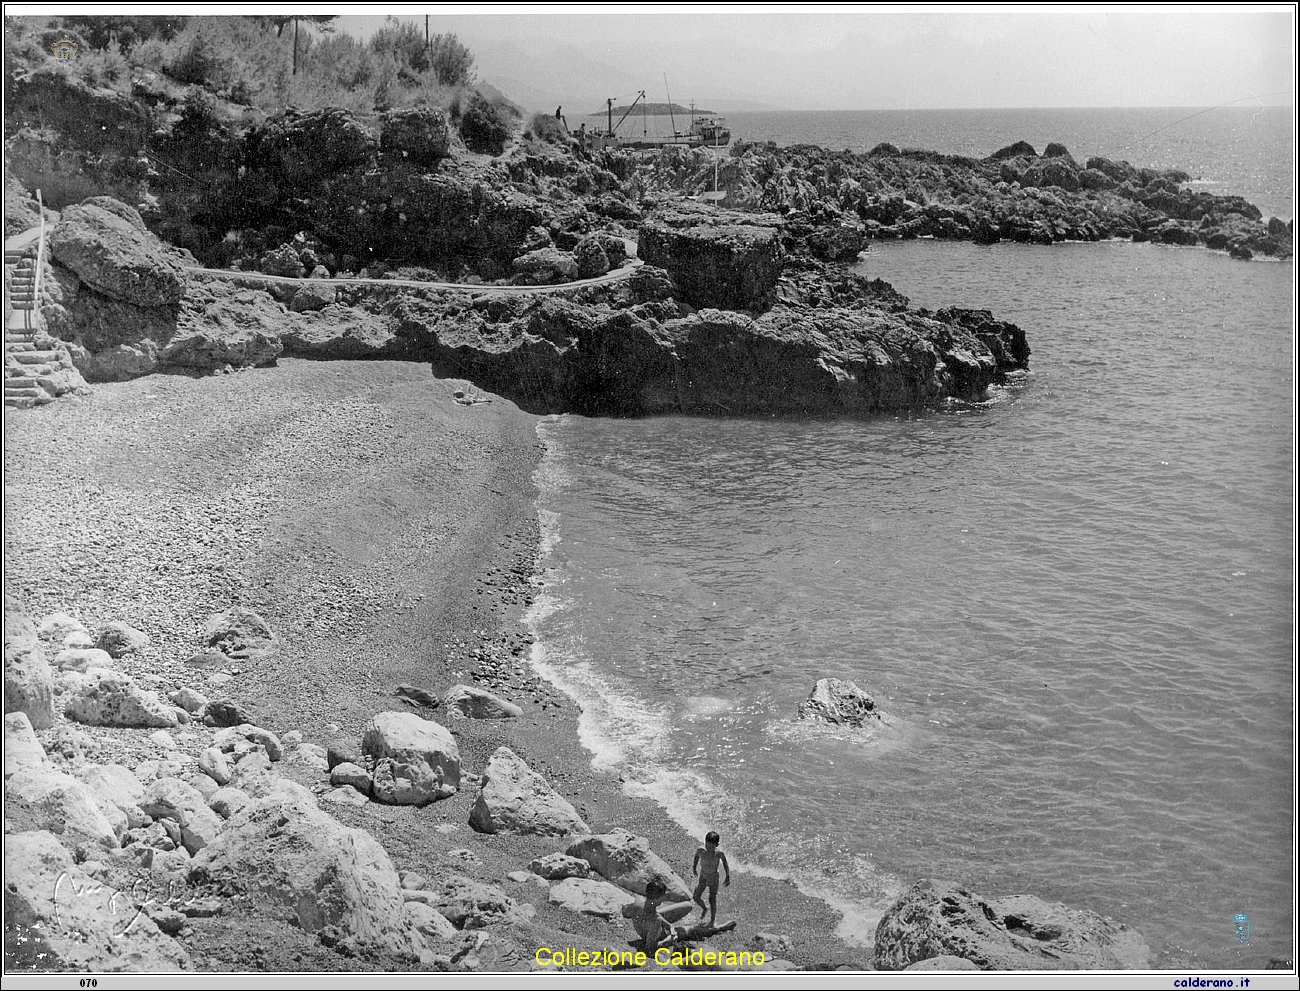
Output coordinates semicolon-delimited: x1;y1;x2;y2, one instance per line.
797;677;880;728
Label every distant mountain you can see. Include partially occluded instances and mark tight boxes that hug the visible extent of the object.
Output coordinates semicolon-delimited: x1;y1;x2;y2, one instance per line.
585;102;712;117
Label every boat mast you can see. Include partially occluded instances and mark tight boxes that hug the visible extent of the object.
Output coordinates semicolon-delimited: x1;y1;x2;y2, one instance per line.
665;74;678;136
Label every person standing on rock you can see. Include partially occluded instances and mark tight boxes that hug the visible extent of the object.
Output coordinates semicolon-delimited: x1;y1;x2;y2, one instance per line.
555;105;567;130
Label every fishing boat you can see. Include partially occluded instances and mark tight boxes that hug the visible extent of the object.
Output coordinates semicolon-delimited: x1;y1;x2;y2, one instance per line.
585;92;730;151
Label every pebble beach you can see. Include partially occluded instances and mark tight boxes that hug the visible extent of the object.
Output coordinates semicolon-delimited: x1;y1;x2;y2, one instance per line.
3;358;862;971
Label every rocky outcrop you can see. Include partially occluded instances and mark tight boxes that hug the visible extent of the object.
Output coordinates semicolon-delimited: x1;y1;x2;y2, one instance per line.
49;200;186;306
642;141;1290;260
797;678;881;727
197;794;420;956
639;203;784;310
361;711;460;804
380;107;452;168
6;831;191;971
469;746;588;836
873;879;1152;971
423;261;1028;417
566;828;691;900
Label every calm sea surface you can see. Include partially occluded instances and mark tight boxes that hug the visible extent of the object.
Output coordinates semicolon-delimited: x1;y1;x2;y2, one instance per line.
526;108;1295;968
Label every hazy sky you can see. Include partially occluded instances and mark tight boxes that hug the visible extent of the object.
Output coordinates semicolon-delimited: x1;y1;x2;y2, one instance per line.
341;5;1296;112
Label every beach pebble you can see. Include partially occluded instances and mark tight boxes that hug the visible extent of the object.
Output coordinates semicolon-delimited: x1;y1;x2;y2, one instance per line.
752;933;794;956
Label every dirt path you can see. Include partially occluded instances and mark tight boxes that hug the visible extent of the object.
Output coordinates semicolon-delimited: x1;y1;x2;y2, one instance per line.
187;242;642;295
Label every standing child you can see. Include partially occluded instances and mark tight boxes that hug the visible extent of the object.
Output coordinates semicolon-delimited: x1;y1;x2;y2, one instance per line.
691;830;731;927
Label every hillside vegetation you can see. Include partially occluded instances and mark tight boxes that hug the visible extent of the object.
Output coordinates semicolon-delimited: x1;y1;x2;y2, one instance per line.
3;14;519;213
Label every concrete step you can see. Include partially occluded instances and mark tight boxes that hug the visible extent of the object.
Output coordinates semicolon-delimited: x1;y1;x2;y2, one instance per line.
4;386;47;398
10;350;63;364
5;376;39;388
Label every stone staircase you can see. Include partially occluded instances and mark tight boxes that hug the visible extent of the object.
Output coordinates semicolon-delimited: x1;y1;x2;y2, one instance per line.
5;235;89;409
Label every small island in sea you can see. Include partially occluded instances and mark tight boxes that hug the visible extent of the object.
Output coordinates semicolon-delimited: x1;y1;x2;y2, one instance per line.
3;11;1292;977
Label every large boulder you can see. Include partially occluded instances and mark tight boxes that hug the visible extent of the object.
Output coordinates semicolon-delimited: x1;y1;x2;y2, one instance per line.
566;828;691;900
361;711;460;804
872;879;1152;971
5;831;191;971
1020;158;1080;193
797;677;881;727
5;763;121;858
49;199;187;306
140;777;223;855
75;762;148;828
94;619;149;658
547;876;638;919
5;712;48;779
469;746;588;837
443;684;522;720
380;107;452;167
197;794;419;955
529;853;592;880
420;875;521;930
511;246;579;283
63;668;178;728
202;606;277;661
4;607;55;729
639;203;785;311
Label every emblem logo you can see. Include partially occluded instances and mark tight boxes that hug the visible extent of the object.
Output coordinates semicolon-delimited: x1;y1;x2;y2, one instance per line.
50;38;79;64
1232;912;1250;942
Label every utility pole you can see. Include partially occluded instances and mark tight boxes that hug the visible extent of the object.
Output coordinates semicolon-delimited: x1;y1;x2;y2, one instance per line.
425;14;429;50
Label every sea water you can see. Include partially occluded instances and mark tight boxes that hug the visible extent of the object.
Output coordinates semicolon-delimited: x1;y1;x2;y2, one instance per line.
526;107;1295;968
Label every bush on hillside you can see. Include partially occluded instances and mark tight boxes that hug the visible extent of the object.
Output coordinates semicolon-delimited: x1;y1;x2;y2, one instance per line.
459;93;510;155
528;112;568;144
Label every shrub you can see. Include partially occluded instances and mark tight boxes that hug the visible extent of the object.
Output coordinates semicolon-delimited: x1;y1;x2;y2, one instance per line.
167;29;225;86
528;112;567;145
459;93;510;155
